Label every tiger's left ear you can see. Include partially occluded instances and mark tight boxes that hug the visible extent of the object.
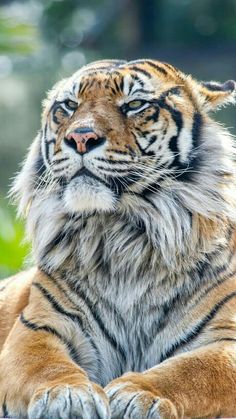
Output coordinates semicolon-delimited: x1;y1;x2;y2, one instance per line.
198;79;236;111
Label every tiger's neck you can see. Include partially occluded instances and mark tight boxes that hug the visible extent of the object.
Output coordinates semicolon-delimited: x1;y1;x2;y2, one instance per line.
27;189;235;295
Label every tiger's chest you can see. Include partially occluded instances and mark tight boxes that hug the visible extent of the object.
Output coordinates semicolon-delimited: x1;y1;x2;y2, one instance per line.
71;278;184;387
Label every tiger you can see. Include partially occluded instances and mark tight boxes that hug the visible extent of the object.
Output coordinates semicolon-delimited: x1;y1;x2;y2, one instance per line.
0;58;236;418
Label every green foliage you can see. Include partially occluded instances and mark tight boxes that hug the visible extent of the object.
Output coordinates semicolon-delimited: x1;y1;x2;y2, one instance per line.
0;14;39;54
0;199;29;279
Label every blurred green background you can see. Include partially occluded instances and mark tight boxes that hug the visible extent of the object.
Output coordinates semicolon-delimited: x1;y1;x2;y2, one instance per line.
0;0;236;279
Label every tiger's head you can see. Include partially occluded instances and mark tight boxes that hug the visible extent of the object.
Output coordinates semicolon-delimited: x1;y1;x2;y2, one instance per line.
12;59;236;251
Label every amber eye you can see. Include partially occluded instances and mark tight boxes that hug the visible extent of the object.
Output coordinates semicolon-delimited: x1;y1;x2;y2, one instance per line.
64;99;78;110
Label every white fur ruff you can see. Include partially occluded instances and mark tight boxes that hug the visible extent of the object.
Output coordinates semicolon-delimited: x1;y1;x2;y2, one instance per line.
63;175;117;213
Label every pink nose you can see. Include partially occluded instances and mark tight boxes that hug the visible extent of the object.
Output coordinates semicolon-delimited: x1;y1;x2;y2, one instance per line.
66;128;99;154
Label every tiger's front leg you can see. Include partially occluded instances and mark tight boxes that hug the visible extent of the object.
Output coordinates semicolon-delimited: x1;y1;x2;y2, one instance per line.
0;279;109;418
105;342;236;418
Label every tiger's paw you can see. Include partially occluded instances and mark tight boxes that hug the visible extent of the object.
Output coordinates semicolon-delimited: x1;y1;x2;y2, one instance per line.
28;381;110;419
105;373;180;419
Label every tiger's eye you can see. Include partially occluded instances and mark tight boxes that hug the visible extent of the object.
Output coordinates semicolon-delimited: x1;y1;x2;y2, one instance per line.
128;100;144;109
64;99;78;110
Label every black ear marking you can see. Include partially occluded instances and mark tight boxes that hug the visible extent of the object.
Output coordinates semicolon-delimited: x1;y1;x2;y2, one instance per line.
201;80;236;92
199;78;235;111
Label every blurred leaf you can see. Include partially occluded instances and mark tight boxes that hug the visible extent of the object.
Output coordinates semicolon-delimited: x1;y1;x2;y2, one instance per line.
0;198;30;279
0;15;39;54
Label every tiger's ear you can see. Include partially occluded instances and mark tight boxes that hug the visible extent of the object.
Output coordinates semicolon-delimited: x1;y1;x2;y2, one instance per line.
198;79;236;111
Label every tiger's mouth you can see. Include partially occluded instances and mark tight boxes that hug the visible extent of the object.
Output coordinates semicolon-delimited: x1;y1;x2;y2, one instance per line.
71;167;98;181
71;166;113;190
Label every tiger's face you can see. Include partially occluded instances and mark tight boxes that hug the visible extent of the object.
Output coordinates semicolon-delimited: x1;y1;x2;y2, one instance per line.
36;60;236;213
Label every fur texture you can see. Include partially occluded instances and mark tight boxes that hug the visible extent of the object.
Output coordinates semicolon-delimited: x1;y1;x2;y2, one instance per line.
0;59;236;418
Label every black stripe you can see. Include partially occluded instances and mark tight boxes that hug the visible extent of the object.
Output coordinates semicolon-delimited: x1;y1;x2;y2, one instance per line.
166;113;183;156
191;112;202;154
160;291;236;362
128;66;152;79
68;283;127;364
106;149;129;156
175;112;203;182
143;278;198;351
20;313;82;365
130;74;144;87
69;278;128;333
136;163;168;195
158;101;183;170
32;282;86;329
131;131;156;157
94;157;130;165
163;62;178;72
40;270;76;304
146;399;159;418
149;94;202;182
109;86;117;95
52;167;67;174
201;82;223;92
47;139;56;145
128;80;134;95
96;166;130;174
51;101;69;124
147;135;158;147
132;88;155;95
79;80;90;95
72;82;77;96
119;77;124;92
2;396;9;417
34;148;46;178
78;81;85;94
156;87;181;102
145;61;168;75
131;192;158;211
42;228;73;260
35;271;103;378
192;272;235;310
44;137;56;164
145;108;160;122
122;394;139;416
113;78;121;93
128;60;168;76
52;157;69;165
33;282;127;364
71;167;111;190
41;213;93;259
32;281;103;370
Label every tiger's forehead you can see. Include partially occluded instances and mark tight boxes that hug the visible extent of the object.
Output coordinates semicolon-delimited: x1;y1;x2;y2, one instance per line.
58;60;181;101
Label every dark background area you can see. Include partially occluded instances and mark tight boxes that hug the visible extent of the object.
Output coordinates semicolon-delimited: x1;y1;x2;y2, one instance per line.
0;0;236;277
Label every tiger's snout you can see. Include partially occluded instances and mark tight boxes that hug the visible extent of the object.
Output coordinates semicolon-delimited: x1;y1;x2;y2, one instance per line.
65;127;106;154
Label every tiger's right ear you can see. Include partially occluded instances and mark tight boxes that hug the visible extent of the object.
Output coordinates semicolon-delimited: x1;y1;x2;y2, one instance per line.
198;79;236;111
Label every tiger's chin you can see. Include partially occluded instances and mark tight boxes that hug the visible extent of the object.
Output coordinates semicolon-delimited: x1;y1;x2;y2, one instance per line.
63;175;117;213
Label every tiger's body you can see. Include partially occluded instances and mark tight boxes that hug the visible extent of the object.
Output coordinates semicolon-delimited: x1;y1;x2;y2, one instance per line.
0;59;236;418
